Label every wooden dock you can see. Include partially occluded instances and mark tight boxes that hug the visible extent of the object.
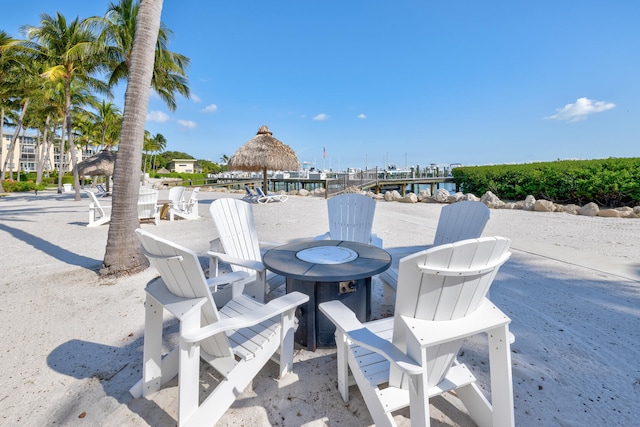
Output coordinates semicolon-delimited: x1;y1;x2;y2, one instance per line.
203;175;457;197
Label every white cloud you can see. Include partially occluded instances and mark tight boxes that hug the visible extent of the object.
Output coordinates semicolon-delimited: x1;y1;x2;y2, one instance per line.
313;113;329;121
201;104;218;113
146;110;170;123
178;120;197;129
191;93;201;102
547;97;615;122
357;113;366;119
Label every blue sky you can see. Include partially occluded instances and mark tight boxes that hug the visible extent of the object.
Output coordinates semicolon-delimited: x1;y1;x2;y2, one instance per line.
2;1;639;170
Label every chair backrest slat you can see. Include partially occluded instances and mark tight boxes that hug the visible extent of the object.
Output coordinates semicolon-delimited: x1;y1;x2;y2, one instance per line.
327;194;376;244
168;186;185;204
210;198;262;275
433;201;490;246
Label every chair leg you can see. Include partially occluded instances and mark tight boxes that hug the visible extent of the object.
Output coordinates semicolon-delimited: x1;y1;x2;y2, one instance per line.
278;309;296;378
335;330;350;401
178;310;202;426
488;324;515;427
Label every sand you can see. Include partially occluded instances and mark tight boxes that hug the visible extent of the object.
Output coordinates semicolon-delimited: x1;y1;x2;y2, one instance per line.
0;189;638;426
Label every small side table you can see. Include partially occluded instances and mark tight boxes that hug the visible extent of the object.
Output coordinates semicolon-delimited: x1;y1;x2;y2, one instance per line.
263;240;391;350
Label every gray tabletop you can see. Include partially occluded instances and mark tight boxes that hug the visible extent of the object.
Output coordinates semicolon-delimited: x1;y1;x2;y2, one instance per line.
263;240;391;282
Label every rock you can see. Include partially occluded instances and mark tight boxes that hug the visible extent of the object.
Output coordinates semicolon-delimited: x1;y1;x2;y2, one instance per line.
480;191;505;209
298;188;310;197
615;207;634;218
503;202;517;209
435;188;449;202
446;192;465;203
312;188;326;197
399;193;418;203
463;193;480;201
634;206;640;215
598;209;621;218
523;195;536;211
384;190;402;201
417;189;431;202
580;202;599;216
557;204;580;215
534;200;556;212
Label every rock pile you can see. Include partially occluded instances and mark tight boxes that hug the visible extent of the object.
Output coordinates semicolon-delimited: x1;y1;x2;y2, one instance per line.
368;188;639;218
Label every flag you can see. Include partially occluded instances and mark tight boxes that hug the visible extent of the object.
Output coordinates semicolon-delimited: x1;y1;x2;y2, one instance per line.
323;147;326;158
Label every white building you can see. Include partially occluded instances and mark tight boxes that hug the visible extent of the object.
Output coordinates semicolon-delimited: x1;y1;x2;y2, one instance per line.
0;133;90;174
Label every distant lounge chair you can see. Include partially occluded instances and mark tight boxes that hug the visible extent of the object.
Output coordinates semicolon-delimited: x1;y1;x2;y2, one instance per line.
86;190;111;227
255;187;288;204
94;184;107;197
242;186;259;203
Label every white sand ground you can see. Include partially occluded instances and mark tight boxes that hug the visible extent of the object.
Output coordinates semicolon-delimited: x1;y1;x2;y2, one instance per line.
0;189;638;426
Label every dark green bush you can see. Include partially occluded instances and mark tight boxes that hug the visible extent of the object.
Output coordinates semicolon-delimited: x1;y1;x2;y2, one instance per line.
452;158;640;207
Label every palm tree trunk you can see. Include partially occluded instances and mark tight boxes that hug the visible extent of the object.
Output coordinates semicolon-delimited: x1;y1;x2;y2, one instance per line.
101;0;164;276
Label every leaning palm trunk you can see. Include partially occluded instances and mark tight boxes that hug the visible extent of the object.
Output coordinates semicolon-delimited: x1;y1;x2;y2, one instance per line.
2;99;29;182
101;0;164;276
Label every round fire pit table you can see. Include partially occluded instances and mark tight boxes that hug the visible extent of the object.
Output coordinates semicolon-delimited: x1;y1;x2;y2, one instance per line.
262;240;391;350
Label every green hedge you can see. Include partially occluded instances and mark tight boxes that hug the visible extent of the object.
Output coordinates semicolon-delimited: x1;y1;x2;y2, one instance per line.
2;180;46;192
452;158;640;207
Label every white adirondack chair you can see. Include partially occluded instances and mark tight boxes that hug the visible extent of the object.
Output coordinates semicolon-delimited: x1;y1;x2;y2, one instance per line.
208;198;286;305
137;189;160;225
315;193;382;247
380;200;490;297
319;236;514;427
131;229;308;427
169;187;200;221
167;186;185;209
86;190;111;227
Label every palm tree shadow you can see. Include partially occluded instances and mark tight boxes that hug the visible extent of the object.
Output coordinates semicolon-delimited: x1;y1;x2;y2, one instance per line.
0;223;99;269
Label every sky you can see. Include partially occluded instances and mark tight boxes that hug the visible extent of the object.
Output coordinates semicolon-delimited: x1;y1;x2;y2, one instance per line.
2;1;639;171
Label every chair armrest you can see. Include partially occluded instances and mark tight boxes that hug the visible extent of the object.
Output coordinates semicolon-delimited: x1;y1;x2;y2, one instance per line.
319;300;423;375
182;291;310;343
206;251;265;272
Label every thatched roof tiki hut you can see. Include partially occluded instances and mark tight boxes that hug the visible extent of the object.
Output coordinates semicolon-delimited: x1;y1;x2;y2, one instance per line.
228;126;299;192
75;149;116;194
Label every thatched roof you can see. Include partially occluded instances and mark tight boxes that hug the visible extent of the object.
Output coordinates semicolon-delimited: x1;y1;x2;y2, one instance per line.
228;126;299;173
76;150;116;176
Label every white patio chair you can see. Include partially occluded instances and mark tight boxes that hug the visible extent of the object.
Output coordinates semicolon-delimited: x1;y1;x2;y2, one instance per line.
85;190;111;227
320;236;514;427
255;187;288;203
380;200;490;297
208;198;286;306
131;229;308;427
315;193;382;247
169;187;200;221
137;189;160;225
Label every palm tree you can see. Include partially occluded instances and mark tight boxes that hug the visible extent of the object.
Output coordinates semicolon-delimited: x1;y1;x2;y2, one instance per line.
142;129;153;173
150;132;166;172
22;13;109;199
0;31;21;191
101;0;164;276
94;0;190;111
94;99;121;150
